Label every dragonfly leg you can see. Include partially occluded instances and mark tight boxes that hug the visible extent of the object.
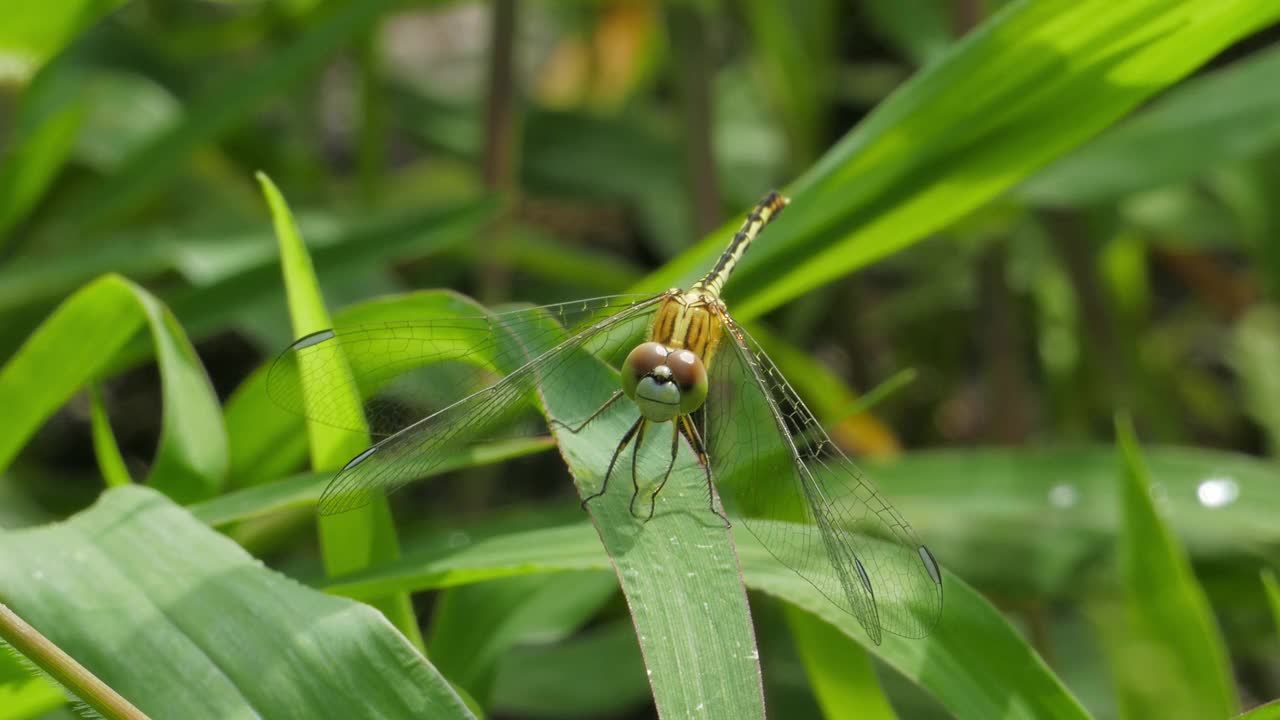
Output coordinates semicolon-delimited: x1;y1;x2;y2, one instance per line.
641;420;682;522
581;415;643;511
680;415;730;529
627;420;649;518
550;390;624;434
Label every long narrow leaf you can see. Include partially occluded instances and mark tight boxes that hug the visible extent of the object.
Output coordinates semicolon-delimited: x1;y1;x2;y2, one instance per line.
257;173;422;648
637;0;1280;319
1111;416;1237;719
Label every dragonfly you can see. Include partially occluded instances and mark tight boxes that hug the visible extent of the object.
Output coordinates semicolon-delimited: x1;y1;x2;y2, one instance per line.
267;192;943;644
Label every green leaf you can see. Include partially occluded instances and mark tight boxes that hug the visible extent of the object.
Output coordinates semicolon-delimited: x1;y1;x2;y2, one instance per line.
540;335;766;718
428;572;617;703
0;63;85;248
1231;305;1280;456
1262;569;1280;637
785;605;897;720
0;274;225;503
224;287;503;486
1239;701;1280;720
88;385;131;488
256;172;422;648
1111;416;1237;719
193;439;552;527
0;486;473;719
861;0;953;64
0;675;65;720
636;0;1280;319
0;0;128;82
866;446;1280;595
490;620;650;718
1022;43;1280;206
325;516;1090;720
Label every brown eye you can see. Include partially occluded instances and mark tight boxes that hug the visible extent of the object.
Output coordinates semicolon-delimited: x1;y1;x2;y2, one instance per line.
622;342;671;399
666;349;704;389
666;349;708;413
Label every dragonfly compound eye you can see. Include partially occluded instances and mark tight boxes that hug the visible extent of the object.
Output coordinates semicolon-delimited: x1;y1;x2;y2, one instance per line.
622;342;684;422
666;349;708;414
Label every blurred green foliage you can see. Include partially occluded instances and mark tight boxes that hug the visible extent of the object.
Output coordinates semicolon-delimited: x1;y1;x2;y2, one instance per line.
1;1;1279;719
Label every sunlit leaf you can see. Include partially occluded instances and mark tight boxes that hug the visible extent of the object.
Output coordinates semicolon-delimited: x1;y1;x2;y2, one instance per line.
0;486;473;719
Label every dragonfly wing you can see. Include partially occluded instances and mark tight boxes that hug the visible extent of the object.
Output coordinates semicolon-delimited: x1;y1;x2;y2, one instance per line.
267;294;655;436
314;295;663;514
704;316;943;644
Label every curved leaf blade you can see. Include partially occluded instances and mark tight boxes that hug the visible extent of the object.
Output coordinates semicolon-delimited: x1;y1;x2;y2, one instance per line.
0;274;225;502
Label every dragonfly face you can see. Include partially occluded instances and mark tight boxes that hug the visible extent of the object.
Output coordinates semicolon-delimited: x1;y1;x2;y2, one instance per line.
622;342;708;422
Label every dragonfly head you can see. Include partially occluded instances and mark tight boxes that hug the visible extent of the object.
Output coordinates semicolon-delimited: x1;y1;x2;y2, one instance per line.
622;342;708;422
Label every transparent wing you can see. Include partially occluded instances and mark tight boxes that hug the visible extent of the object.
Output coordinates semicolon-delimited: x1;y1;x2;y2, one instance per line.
704;314;943;644
312;296;661;515
267;294;655;436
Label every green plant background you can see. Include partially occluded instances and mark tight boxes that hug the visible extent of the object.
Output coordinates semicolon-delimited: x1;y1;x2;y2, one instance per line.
1;1;1279;719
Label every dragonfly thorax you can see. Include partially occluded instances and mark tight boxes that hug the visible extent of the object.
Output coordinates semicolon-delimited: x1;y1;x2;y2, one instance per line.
622;342;708;422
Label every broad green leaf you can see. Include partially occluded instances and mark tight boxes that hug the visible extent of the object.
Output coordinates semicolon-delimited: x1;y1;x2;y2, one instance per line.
785;605;897;720
0;486;473;719
1231;305;1280;456
490;620;650;718
1111;416;1236;719
636;0;1280;319
866;446;1280;595
257;173;421;648
0;0;128;83
0;274;225;502
1021;43;1280;206
323;516;1089;720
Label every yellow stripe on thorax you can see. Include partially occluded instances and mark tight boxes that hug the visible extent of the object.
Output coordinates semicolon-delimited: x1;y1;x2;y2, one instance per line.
650;292;724;369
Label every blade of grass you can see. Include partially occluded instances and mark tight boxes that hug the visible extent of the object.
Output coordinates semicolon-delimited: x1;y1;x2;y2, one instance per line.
1264;569;1280;634
0;274;225;503
257;172;423;650
636;0;1280;319
1111;414;1237;719
191;438;552;527
0;0;128;82
88;385;132;488
785;605;897;720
